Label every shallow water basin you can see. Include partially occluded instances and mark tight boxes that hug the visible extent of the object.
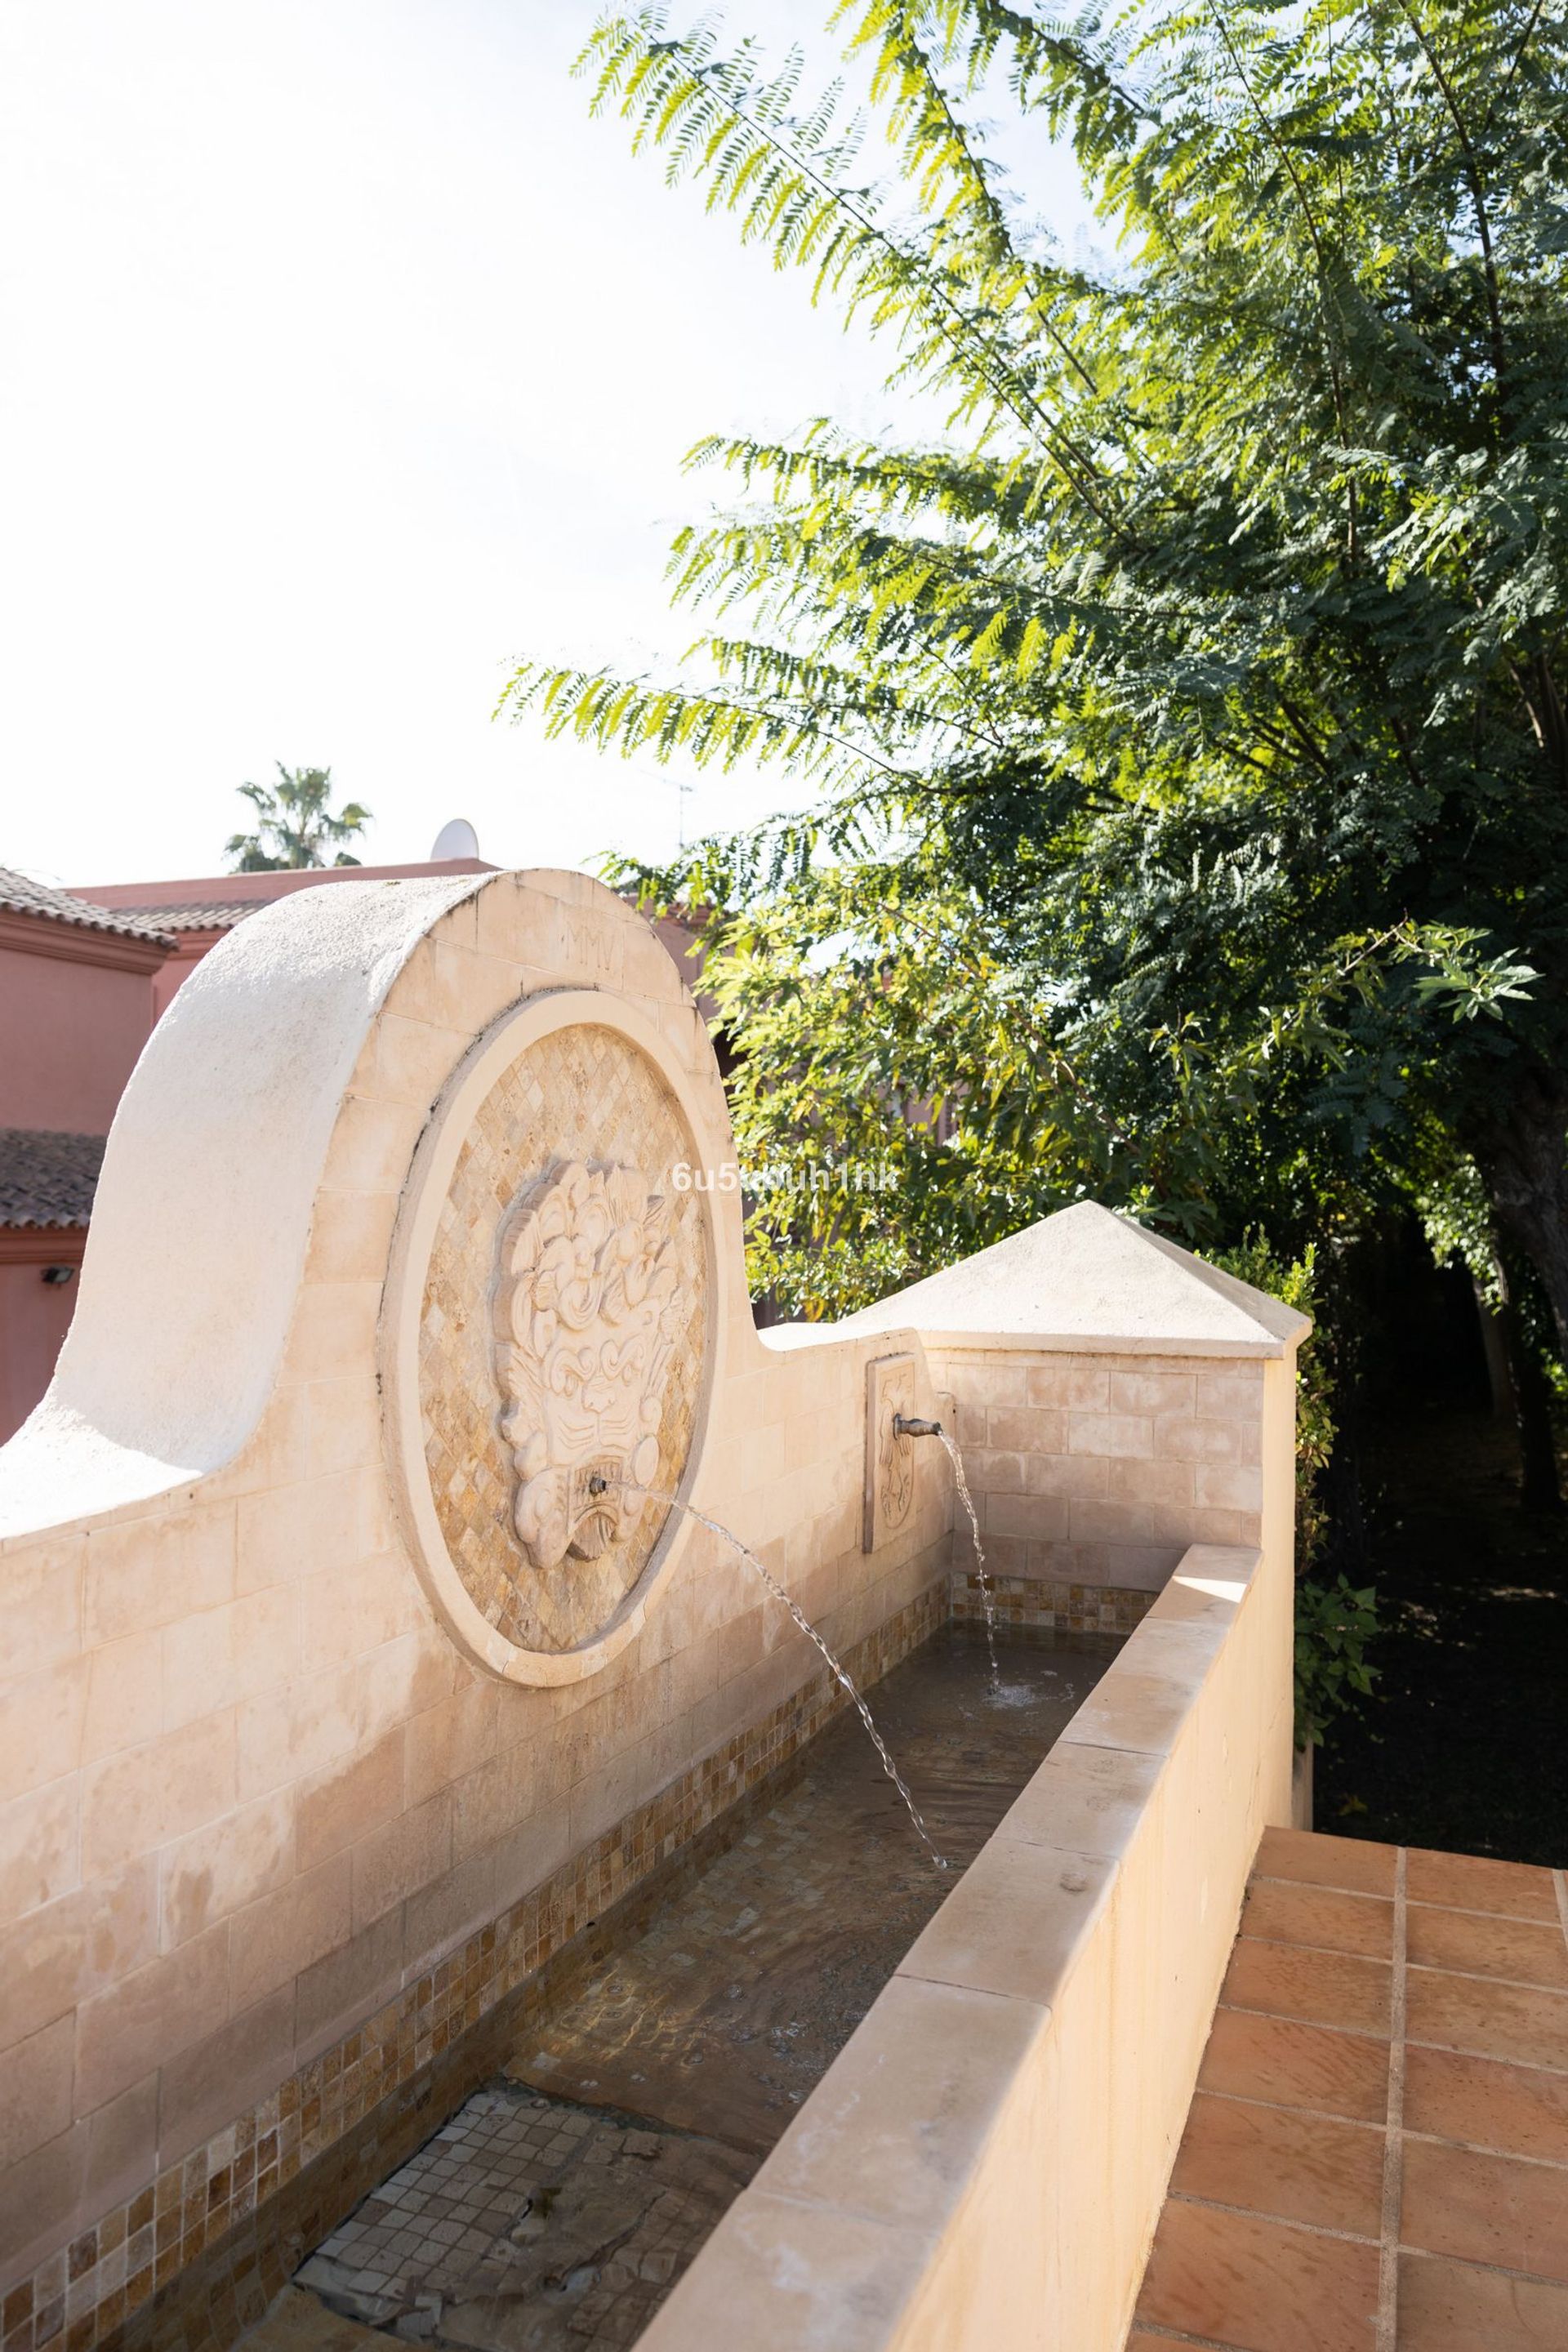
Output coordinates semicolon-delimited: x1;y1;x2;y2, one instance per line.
283;1624;1119;2352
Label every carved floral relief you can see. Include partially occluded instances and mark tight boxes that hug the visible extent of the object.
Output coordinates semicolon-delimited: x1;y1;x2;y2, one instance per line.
419;1022;707;1659
493;1160;681;1573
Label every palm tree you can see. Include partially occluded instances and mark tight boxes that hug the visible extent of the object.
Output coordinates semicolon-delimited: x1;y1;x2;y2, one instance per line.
225;764;372;871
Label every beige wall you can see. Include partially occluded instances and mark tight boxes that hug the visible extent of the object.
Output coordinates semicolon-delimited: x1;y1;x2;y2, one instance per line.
0;872;954;2296
931;1344;1266;1596
638;1536;1295;2352
0;1330;951;2292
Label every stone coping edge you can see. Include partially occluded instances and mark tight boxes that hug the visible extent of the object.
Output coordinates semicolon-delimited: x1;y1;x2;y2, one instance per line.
862;1329;1290;1361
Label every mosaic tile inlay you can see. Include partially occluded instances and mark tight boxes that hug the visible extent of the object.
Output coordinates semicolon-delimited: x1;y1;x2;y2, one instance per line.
295;2086;754;2351
953;1570;1154;1638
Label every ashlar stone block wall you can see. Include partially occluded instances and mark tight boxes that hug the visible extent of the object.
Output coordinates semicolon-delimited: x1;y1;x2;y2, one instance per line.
934;1347;1266;1596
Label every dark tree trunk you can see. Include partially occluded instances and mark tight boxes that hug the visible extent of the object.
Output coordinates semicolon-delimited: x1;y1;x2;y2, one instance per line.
1482;1258;1563;1512
1508;1313;1563;1512
1473;1067;1568;1365
1472;1275;1513;1419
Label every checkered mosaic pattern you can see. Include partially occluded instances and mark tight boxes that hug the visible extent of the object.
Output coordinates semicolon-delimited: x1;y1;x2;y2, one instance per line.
953;1570;1155;1639
296;2086;754;2351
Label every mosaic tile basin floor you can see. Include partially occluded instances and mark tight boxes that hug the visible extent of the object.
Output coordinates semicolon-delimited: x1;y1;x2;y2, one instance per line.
253;1625;1117;2352
296;2091;751;2352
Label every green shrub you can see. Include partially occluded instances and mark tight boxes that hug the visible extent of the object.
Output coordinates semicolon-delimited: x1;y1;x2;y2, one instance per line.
1294;1576;1380;1750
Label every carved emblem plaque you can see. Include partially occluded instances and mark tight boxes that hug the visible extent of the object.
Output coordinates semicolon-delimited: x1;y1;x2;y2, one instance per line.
399;1009;712;1672
863;1352;917;1552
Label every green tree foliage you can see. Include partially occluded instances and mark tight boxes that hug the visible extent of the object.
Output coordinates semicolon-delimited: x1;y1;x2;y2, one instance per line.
225;765;372;871
504;0;1568;1364
1214;1238;1334;1566
1213;1234;1379;1745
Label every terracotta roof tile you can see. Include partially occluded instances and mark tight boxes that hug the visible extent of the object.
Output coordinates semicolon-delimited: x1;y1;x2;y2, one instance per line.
0;1129;106;1229
98;900;256;933
0;866;175;947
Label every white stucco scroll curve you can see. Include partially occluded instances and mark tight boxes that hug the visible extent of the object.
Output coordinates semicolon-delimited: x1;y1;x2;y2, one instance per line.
0;874;486;1537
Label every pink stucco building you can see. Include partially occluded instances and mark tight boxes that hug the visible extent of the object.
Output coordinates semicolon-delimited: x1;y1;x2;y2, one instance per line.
0;871;176;1442
0;859;493;1443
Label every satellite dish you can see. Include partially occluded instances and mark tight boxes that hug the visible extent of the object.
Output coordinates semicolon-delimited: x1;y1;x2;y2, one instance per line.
430;817;481;862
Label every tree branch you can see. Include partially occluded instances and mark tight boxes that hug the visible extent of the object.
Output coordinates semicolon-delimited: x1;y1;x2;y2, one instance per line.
1395;2;1508;396
1204;5;1359;560
683;51;1120;519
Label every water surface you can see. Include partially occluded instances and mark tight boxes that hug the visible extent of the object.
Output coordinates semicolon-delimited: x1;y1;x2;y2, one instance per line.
510;1623;1116;2152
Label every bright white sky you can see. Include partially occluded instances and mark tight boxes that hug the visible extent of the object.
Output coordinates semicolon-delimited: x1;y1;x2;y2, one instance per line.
1;0;1089;889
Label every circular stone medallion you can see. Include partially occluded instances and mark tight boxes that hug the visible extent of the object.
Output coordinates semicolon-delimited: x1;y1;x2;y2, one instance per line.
382;995;714;1682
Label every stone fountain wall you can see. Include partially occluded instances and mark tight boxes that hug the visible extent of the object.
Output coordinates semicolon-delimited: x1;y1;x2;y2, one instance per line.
0;872;956;2352
0;866;1305;2352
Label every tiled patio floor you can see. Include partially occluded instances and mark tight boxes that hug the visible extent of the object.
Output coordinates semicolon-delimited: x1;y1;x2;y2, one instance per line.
1131;1826;1568;2352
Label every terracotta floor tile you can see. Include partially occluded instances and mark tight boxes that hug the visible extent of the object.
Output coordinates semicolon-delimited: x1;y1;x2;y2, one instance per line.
1401;2136;1568;2283
1406;1904;1568;1992
1407;1967;1568;2071
1255;1829;1399;1900
1405;1849;1561;1924
1241;1878;1394;1961
1199;2008;1390;2124
1170;2091;1384;2236
1222;1940;1392;2038
1135;2201;1379;2352
1129;2336;1234;2352
1135;1844;1568;2352
1397;2251;1568;2349
1405;2044;1568;2165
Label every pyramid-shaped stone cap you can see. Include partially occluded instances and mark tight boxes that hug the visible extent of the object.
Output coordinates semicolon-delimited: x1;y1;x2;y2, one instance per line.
835;1200;1311;1358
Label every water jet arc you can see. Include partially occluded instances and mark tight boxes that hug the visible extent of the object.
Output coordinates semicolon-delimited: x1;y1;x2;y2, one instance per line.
586;1472;947;1869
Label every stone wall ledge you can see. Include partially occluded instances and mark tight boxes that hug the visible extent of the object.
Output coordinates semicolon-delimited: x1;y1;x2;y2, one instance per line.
636;1540;1285;2352
837;1326;1293;1359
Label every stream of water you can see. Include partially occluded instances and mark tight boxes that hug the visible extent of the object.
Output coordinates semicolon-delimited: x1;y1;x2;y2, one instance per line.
595;1478;950;1871
938;1428;1002;1685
